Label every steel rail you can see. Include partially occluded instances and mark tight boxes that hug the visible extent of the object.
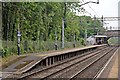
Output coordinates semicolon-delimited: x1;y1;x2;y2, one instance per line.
93;47;119;79
18;47;109;79
69;47;116;79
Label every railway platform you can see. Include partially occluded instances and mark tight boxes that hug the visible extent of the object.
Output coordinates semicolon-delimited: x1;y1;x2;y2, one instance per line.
2;44;106;78
108;53;118;78
108;46;119;78
97;46;119;78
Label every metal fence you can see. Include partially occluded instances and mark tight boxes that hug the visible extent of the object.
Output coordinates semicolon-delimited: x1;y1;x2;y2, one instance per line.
2;40;83;57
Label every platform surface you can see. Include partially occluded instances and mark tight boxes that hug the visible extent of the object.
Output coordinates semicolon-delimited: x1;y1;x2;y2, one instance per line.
108;47;120;78
2;45;106;78
108;52;118;78
36;44;104;57
98;46;119;78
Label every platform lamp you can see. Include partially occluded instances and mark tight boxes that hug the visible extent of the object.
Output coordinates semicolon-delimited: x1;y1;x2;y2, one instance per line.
17;29;21;55
55;29;58;50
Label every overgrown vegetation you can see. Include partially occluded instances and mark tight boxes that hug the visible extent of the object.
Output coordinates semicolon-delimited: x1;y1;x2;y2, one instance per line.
2;2;105;57
108;37;119;45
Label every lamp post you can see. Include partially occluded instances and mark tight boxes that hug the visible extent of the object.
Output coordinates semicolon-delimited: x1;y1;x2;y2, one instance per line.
62;17;65;48
55;29;58;50
61;0;99;48
16;8;21;55
73;33;76;48
17;29;21;55
85;29;87;45
61;1;66;49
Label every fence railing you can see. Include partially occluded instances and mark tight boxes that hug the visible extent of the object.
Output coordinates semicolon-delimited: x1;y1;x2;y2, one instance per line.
1;40;83;57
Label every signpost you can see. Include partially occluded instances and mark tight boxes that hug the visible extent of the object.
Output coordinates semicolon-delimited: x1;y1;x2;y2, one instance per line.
17;30;21;55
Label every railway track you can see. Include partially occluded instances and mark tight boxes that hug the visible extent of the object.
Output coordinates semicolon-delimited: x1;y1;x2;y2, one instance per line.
8;46;107;78
41;47;117;79
70;47;118;79
15;46;118;79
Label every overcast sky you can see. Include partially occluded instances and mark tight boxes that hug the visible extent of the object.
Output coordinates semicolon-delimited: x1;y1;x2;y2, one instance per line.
79;0;120;30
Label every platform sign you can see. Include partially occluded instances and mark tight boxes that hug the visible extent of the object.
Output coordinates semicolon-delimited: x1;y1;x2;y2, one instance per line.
17;30;21;55
17;31;21;43
17;31;21;37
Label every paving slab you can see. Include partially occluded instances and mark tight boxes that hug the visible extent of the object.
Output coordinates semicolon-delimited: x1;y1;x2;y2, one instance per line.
2;55;45;73
108;52;118;78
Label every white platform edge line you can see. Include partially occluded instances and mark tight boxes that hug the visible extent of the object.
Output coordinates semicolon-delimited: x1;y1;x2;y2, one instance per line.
96;47;119;78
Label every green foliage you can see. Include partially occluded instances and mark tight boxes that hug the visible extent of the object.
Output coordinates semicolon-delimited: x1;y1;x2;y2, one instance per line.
2;48;9;57
2;2;105;56
108;37;119;45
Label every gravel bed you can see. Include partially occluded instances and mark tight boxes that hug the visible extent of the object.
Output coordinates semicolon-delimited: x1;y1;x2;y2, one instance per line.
45;47;113;78
8;46;108;79
73;47;117;78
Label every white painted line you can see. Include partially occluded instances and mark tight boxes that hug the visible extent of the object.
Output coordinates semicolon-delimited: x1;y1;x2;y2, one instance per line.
96;47;119;78
0;72;19;74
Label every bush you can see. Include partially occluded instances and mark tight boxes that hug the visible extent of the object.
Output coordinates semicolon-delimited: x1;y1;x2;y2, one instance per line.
2;40;85;57
2;48;9;57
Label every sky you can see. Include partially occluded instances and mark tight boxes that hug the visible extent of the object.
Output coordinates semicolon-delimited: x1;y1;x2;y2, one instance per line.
78;0;120;30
